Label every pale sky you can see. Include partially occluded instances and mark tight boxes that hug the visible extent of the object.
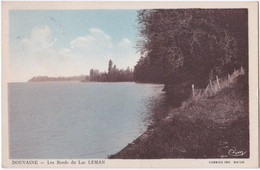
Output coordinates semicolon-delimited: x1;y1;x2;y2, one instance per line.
9;10;139;82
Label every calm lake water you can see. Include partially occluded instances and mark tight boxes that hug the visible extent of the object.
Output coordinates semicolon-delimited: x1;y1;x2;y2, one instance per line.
8;82;164;159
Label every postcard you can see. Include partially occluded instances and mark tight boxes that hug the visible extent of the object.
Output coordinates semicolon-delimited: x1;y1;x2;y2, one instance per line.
2;1;259;168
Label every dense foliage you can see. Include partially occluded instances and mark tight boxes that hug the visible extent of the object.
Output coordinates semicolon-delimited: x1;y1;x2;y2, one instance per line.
134;9;248;92
89;60;134;82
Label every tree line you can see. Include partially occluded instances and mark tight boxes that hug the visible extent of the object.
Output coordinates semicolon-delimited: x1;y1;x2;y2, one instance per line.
89;60;134;82
28;75;88;82
133;9;248;97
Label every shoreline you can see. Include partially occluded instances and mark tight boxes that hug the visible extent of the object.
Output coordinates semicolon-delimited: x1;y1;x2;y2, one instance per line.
109;76;249;159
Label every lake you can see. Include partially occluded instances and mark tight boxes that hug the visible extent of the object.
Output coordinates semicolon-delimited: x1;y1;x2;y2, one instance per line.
8;82;165;159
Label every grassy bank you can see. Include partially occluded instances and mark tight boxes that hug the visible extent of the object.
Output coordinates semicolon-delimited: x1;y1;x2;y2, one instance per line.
109;76;249;159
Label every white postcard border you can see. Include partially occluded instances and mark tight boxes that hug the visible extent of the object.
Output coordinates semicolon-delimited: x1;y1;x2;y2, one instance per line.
2;1;259;168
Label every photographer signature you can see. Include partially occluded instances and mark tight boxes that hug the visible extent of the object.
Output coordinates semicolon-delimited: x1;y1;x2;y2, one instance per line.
228;149;247;157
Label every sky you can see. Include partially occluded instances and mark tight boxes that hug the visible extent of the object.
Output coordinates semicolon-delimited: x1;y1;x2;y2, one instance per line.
9;10;139;82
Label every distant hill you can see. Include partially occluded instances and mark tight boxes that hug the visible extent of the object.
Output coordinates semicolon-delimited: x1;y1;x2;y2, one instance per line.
28;75;89;82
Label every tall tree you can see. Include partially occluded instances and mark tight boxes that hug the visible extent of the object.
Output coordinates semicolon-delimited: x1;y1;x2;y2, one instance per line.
135;9;247;90
108;60;113;74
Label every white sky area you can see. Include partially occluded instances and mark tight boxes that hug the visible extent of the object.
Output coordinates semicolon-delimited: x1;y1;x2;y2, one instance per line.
9;10;140;82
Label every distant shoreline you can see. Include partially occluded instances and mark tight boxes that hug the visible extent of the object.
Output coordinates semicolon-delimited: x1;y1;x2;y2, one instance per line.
11;81;163;85
26;75;164;84
28;75;89;82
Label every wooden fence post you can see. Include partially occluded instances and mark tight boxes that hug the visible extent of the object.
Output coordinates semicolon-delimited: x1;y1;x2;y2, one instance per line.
234;68;238;77
210;80;213;93
216;76;220;90
228;73;231;83
240;65;245;75
192;84;195;97
204;85;209;94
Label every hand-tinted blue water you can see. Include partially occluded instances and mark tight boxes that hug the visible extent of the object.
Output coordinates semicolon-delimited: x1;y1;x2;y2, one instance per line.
9;82;164;159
